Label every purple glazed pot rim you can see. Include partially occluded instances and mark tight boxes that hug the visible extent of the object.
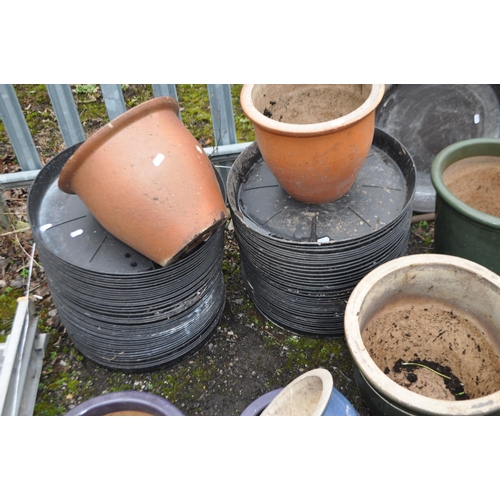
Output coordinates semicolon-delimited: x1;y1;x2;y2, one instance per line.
65;390;184;416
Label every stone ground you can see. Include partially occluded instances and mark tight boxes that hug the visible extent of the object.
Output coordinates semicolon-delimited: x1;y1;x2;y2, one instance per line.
0;186;435;415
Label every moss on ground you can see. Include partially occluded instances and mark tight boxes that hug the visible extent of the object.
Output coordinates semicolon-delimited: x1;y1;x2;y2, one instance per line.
0;287;24;336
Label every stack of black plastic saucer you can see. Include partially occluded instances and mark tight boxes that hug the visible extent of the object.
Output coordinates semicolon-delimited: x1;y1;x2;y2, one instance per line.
227;129;416;336
28;144;226;371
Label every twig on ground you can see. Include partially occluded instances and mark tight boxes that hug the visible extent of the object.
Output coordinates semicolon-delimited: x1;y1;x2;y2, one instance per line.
332;366;353;384
411;212;436;224
13;233;43;269
0;227;31;237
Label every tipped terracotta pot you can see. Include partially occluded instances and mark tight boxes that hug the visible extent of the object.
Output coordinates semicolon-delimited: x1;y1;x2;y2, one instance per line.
58;96;228;266
240;84;385;204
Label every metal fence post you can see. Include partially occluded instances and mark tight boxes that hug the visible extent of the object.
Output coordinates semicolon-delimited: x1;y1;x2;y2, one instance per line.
0;84;246;189
46;84;86;147
152;84;178;100
207;84;238;186
0;84;43;171
207;84;237;147
152;84;180;118
100;84;127;120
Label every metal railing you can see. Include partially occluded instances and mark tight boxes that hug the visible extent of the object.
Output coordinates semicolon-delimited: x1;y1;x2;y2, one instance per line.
0;84;251;188
0;295;49;416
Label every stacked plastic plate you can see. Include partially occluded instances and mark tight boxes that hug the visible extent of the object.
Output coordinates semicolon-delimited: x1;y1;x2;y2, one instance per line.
227;129;416;336
28;144;226;371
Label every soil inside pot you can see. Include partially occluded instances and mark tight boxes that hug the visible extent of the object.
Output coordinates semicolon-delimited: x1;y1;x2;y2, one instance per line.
361;295;500;401
392;358;468;401
442;155;500;217
253;84;371;125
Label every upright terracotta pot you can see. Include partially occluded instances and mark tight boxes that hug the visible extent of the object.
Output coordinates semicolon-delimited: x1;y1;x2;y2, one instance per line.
58;96;228;266
240;84;385;204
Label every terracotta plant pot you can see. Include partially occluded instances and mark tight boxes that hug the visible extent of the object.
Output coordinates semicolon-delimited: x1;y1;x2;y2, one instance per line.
58;96;228;266
344;254;500;415
431;138;500;275
240;84;385;204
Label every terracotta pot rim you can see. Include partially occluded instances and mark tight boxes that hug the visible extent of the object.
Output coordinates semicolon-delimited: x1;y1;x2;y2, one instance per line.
431;137;500;229
345;253;500;415
58;96;180;194
240;84;385;137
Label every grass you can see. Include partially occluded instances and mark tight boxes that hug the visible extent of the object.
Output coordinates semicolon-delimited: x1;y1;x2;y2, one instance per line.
411;220;435;250
0;286;24;338
0;84;254;162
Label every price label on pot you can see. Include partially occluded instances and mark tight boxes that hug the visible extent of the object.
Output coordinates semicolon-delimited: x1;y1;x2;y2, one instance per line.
153;153;165;167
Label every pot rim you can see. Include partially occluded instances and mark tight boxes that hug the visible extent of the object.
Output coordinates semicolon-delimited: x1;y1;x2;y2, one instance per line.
431;137;500;229
58;96;180;194
65;390;184;416
240;84;385;137
261;368;333;416
240;388;283;416
344;253;500;415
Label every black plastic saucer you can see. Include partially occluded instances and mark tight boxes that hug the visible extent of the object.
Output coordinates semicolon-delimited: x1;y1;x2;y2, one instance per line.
376;84;500;212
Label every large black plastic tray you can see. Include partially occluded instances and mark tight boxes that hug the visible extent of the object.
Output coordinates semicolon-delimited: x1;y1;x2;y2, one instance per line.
376;84;500;212
227;129;416;336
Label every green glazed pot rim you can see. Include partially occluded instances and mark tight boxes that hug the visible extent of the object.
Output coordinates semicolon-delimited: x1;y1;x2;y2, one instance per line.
431;137;500;229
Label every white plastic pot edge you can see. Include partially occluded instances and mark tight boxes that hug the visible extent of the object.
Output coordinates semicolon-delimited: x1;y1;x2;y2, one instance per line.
345;253;500;416
261;368;333;416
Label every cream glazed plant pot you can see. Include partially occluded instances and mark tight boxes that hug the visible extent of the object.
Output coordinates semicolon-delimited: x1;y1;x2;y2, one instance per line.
240;84;385;204
344;254;500;416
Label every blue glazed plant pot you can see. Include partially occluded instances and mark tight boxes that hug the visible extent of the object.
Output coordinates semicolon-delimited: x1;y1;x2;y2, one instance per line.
240;389;283;416
322;387;359;417
255;369;358;416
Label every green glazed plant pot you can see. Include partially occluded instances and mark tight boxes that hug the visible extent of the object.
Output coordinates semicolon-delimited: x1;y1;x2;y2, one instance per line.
431;138;500;275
